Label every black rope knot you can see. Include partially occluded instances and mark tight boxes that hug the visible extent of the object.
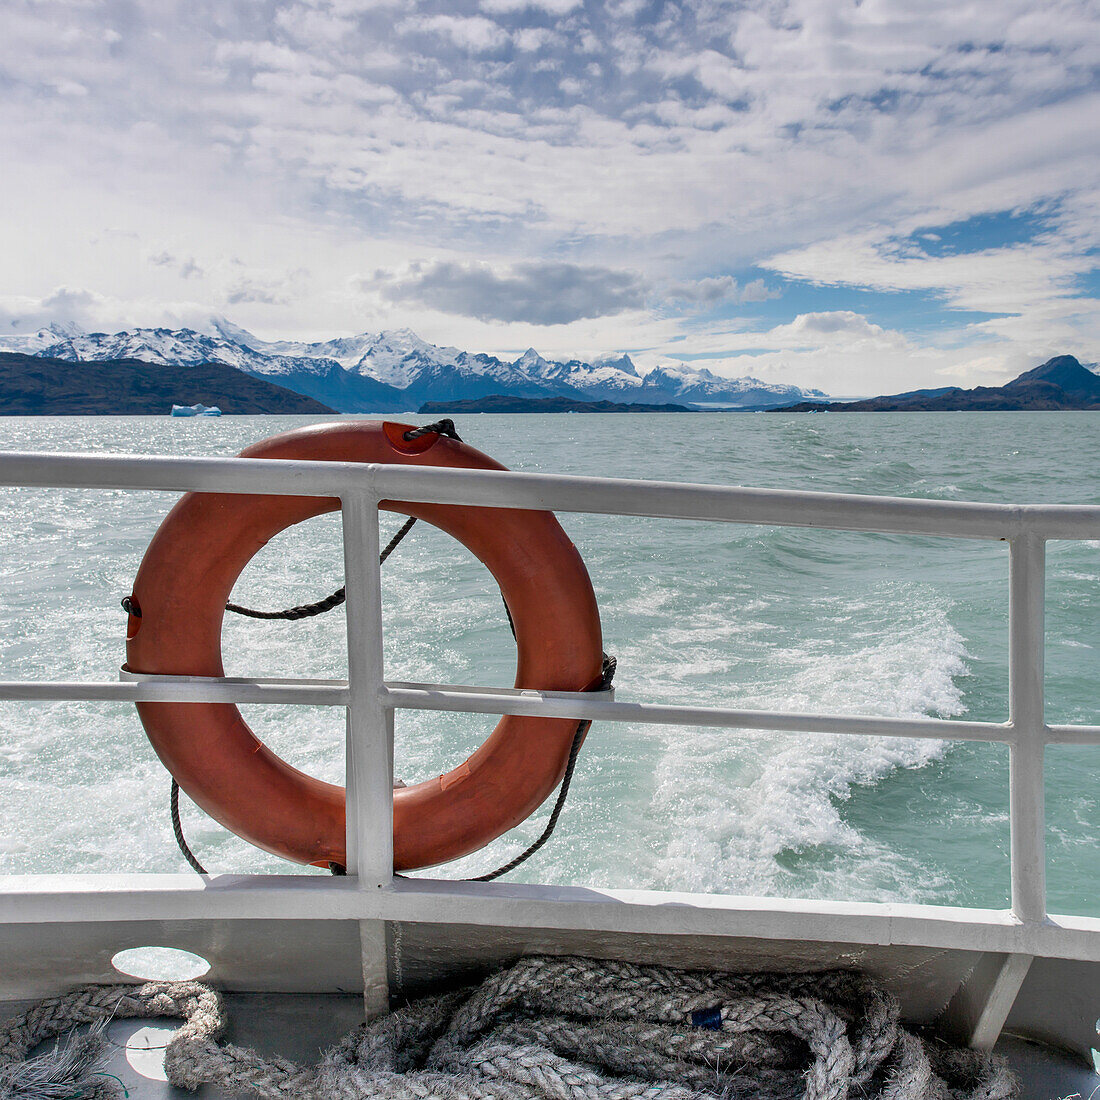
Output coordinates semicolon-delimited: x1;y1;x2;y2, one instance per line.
403;419;462;442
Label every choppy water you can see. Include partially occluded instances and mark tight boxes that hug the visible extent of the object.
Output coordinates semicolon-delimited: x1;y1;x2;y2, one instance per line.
0;412;1097;917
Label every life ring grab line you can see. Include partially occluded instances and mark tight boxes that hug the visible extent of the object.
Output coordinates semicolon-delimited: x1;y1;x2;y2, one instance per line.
126;420;604;872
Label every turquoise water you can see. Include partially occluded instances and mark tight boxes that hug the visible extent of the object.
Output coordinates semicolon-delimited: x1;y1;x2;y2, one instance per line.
0;412;1096;917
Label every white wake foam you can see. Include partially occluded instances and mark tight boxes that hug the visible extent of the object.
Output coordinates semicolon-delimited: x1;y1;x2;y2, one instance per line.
628;583;968;901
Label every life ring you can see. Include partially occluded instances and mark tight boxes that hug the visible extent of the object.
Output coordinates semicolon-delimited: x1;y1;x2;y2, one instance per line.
125;421;604;871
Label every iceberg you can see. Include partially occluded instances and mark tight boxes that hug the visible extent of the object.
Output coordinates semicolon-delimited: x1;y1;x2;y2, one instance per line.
171;404;222;417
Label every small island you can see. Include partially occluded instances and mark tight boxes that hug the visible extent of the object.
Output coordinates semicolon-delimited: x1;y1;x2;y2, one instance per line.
418;394;696;414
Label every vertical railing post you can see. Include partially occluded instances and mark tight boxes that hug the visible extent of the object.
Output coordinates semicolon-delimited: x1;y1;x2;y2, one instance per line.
1008;532;1046;924
341;488;393;1016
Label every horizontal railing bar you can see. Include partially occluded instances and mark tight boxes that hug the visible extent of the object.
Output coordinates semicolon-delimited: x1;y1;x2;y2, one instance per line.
1;450;1099;539
5;675;1096;749
384;679;616;701
0;874;1097;960
1045;724;1100;745
10;675;1097;747
0;451;364;496
381;683;1009;741
0;680;349;705
372;465;1100;540
379;878;1094;958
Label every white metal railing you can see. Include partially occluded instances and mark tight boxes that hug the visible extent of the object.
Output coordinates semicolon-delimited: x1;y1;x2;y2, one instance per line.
1;448;1100;984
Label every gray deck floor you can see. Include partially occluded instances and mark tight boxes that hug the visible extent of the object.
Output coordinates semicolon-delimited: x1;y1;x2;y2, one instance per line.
9;994;1097;1099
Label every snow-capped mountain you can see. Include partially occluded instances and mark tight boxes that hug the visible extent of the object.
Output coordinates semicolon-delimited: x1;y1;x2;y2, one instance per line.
0;321;827;412
4;321;334;379
642;361;824;407
551;353;647;401
1;322;411;411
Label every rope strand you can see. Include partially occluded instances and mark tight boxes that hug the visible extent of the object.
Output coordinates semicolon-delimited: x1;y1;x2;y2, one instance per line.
225;516;418;620
170;780;207;876
470;656;615;883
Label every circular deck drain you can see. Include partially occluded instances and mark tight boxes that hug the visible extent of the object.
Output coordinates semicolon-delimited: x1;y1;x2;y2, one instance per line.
108;1020;179;1082
111;946;210;981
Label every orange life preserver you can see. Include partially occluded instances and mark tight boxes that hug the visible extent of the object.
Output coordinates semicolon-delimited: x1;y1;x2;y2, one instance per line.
124;421;603;871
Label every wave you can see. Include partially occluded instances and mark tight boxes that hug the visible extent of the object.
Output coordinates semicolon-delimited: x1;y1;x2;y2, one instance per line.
637;583;968;901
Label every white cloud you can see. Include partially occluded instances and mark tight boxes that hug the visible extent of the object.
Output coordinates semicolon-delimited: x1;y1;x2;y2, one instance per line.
514;27;563;52
781;312;891;340
665;276;781;305
51;79;88;97
148;252;205;280
0;287;216;335
666;275;739;303
0;288;103;333
368;259;648;324
630;312;999;395
399;15;509;53
226;279;289;307
480;0;583;14
768;232;1091;317
764;220;1100;371
740;279;777;303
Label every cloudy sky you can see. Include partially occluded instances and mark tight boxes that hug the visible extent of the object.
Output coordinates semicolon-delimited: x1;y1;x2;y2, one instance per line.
1;0;1098;393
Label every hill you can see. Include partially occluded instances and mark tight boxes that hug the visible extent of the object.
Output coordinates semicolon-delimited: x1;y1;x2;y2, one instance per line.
418;395;695;414
0;352;335;414
782;355;1100;412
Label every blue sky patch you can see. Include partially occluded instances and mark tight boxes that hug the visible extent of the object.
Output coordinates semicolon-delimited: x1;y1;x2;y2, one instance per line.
1075;268;1100;298
903;208;1054;258
671;272;1011;348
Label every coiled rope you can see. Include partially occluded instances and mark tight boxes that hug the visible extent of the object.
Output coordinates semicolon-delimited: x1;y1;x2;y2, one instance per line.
0;957;1016;1100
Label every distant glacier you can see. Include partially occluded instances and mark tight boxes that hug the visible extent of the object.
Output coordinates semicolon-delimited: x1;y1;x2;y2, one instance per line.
0;320;828;414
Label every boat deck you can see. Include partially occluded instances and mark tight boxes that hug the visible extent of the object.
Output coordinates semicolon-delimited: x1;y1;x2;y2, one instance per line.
8;993;1096;1100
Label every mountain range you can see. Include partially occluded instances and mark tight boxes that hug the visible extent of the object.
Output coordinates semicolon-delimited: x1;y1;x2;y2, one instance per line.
418;395;695;414
783;356;1100;412
0;321;827;412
